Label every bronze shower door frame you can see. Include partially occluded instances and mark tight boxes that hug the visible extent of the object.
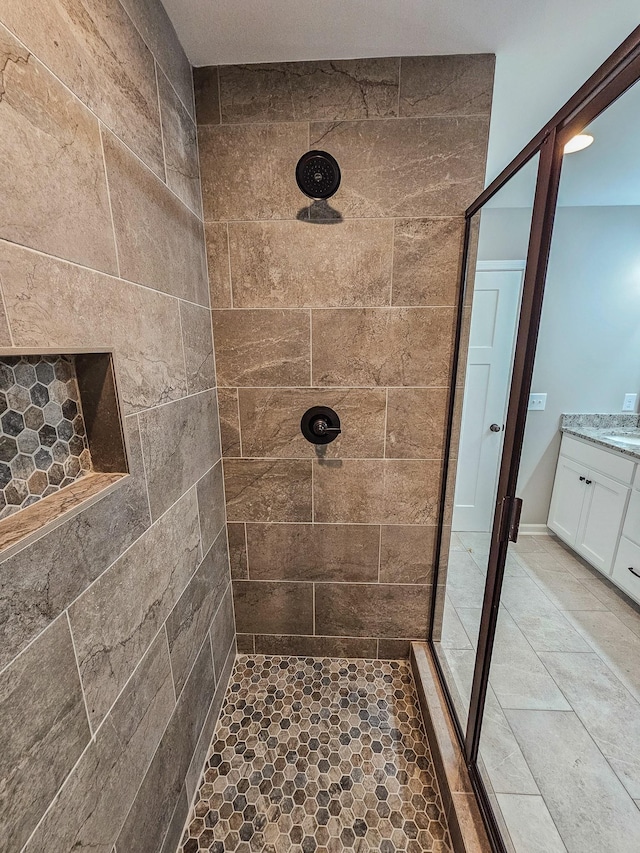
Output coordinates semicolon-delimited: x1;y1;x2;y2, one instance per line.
427;24;640;853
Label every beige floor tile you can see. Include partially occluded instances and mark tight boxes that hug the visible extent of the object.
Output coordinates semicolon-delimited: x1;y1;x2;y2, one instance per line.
495;794;567;853
506;709;640;853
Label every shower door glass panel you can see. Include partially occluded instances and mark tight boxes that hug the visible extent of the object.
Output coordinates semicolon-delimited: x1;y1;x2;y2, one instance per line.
478;79;640;853
433;153;540;728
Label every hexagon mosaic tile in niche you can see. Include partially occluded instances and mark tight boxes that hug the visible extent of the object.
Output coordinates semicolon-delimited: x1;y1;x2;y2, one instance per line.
180;656;452;853
0;355;91;519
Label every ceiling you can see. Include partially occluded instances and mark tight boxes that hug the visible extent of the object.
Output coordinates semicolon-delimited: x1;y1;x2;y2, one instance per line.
160;0;640;200
161;0;531;67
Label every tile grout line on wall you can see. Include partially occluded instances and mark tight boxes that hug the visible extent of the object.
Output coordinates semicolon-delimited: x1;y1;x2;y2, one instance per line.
0;279;16;347
216;66;223;126
99;123;122;280
65;610;95;738
244;521;250;579
198;113;490;129
177;300;191;397
164;623;178;705
236;388;243;457
226;221;234;308
135;412;154;524
154;60;169;185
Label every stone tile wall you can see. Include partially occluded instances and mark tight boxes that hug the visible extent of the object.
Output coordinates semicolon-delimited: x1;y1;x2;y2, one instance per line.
0;3;232;852
196;56;494;658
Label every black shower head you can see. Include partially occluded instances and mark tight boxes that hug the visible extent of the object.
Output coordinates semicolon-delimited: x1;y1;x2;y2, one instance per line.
295;150;341;200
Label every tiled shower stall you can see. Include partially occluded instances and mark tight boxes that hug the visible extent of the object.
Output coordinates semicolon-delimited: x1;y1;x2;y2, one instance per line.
0;1;493;851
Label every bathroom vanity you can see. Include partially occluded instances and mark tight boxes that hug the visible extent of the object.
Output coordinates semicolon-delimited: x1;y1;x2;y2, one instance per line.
548;416;640;604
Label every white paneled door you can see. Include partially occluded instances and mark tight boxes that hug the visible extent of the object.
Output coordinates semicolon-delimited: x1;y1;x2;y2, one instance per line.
453;262;525;532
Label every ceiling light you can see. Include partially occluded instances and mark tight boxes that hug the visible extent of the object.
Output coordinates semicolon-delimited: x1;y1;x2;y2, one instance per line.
564;133;594;154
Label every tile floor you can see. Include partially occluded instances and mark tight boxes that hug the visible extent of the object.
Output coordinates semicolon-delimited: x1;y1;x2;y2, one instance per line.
178;656;452;852
437;530;640;853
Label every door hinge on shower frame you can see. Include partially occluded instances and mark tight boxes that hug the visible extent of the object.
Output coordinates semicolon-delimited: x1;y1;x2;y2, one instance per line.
498;496;523;544
507;497;523;543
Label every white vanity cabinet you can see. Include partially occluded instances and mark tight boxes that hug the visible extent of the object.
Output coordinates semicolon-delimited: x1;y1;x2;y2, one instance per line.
548;434;633;577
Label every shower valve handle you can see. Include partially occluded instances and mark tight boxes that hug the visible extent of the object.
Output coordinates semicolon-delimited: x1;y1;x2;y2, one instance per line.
312;418;341;436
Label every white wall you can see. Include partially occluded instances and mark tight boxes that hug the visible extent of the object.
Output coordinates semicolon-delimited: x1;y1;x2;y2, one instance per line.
485;2;640;183
478;205;640;523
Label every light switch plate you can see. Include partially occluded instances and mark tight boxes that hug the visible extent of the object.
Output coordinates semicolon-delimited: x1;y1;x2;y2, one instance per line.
623;393;637;412
528;393;547;411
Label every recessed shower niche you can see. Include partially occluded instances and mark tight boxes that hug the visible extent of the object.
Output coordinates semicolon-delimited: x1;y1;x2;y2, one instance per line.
0;350;129;555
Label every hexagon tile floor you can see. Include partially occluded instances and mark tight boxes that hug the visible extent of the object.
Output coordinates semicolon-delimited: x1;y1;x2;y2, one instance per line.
179;655;452;853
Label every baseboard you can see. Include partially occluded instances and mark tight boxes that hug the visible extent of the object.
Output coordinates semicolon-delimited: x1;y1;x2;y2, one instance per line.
518;523;550;535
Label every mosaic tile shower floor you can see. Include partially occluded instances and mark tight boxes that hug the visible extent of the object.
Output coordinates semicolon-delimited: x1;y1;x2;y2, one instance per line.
179;656;452;853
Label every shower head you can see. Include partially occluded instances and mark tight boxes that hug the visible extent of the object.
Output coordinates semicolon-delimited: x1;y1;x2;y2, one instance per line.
295;150;341;200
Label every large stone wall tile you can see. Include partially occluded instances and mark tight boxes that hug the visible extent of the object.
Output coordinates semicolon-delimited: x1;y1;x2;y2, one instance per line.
212;309;310;387
205;222;232;308
138;390;221;519
312;307;456;387
0;241;187;414
315;583;429;638
246;523;379;582
0;615;90;852
0;26;116;273
103;130;208;305
233;580;313;635
116;638;215;853
219;58;399;123
119;0;194;118
399;54;495;117
0;416;150;669
254;634;378;657
224;459;312;523
68;489;201;727
386;387;449;458
158;67;202;217
22;631;175;853
217;388;241;457
237;387;386;458
313;459;441;525
2;0;164;175
392;218;465;306
228;219;393;308
379;525;437;584
194;66;221;126
166;529;230;695
210;584;235;679
199;123;308;221
180;301;216;394
196;461;227;555
309;116;489;217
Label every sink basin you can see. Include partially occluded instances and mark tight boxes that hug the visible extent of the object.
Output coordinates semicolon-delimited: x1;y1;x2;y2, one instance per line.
602;434;640;446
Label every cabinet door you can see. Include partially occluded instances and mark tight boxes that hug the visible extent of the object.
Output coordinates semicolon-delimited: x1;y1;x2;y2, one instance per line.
548;456;588;545
576;471;630;574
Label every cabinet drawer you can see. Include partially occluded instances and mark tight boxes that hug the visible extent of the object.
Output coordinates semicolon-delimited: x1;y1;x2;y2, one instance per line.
612;536;640;606
622;489;640;547
560;434;635;484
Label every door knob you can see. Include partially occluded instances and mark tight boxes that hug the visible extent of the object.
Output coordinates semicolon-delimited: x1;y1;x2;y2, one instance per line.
490;424;501;432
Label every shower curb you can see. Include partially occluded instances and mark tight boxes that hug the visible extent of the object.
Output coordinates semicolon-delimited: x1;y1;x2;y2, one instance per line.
410;643;492;853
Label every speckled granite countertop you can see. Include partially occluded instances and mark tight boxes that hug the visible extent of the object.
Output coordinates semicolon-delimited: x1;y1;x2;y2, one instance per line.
560;413;640;461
